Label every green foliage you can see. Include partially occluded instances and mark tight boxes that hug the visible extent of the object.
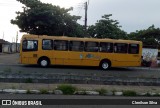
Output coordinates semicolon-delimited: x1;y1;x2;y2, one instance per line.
18;71;22;74
57;84;77;95
12;0;160;45
88;14;127;39
26;89;31;94
25;78;33;83
40;89;48;94
153;93;160;96
11;85;16;89
145;92;151;97
111;89;117;96
128;25;160;47
123;90;137;96
96;88;107;95
11;0;84;37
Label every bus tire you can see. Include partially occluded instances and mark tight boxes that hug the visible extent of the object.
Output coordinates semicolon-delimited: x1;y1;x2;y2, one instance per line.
38;57;50;67
99;60;111;70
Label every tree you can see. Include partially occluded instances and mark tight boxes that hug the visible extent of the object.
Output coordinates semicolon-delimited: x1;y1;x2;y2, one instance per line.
128;25;160;47
11;0;85;37
87;14;127;39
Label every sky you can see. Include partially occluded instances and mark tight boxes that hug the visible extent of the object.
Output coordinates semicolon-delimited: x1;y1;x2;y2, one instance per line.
0;0;160;43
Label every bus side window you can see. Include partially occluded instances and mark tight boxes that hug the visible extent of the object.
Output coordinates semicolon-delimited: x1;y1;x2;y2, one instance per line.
128;44;139;54
22;40;27;50
100;42;113;53
54;40;68;51
114;43;128;53
114;45;117;52
34;42;37;50
69;41;84;52
85;42;99;52
42;39;53;50
22;40;38;52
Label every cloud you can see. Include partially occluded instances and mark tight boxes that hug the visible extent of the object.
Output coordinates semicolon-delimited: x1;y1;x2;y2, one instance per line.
1;0;160;42
85;0;160;33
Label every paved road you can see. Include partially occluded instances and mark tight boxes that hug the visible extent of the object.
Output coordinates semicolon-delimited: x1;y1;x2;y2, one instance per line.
0;53;160;78
0;64;160;78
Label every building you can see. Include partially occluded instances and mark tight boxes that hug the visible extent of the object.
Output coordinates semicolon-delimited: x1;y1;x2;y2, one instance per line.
0;39;20;53
0;39;9;53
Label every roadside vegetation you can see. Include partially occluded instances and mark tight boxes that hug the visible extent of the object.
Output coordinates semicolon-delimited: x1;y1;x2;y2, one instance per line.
123;90;137;96
56;84;77;95
2;84;159;96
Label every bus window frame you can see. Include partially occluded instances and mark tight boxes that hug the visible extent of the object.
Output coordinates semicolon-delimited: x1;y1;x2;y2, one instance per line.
84;41;99;52
22;40;38;52
99;42;113;53
128;44;139;54
114;43;128;53
69;41;84;52
54;40;69;51
42;39;53;50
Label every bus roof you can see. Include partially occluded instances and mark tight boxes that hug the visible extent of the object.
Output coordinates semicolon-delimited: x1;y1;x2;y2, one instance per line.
22;34;142;44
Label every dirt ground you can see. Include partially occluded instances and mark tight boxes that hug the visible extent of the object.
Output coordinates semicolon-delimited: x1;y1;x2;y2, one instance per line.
0;53;19;65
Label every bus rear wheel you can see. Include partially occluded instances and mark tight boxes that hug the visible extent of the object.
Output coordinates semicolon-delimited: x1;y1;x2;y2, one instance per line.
38;58;50;67
100;60;111;70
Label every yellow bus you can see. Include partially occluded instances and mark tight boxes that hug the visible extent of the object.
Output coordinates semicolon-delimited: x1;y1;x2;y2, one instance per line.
19;34;142;70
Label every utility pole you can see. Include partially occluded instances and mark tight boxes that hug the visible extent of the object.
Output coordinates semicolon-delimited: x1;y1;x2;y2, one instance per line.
84;0;89;37
3;32;4;40
84;1;88;32
16;31;18;52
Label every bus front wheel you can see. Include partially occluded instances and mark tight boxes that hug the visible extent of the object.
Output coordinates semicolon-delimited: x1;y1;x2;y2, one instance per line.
38;58;50;67
100;60;111;70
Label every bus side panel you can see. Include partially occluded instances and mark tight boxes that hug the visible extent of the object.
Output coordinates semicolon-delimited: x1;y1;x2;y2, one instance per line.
53;51;68;65
67;52;83;66
21;52;38;64
99;53;113;66
21;57;28;64
112;53;141;67
81;52;101;66
38;50;54;65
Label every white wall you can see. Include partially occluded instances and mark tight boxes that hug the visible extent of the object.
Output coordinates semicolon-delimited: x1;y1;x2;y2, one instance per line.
142;48;158;62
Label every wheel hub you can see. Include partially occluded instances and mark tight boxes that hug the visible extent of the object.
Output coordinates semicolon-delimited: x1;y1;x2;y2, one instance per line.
102;63;109;69
41;60;47;67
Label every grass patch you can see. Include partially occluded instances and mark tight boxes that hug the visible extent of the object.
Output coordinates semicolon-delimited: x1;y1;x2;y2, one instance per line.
123;90;137;96
96;88;107;95
57;84;77;95
111;89;117;96
145;92;151;96
18;71;22;74
40;89;48;94
25;78;33;83
26;89;31;94
11;85;16;89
